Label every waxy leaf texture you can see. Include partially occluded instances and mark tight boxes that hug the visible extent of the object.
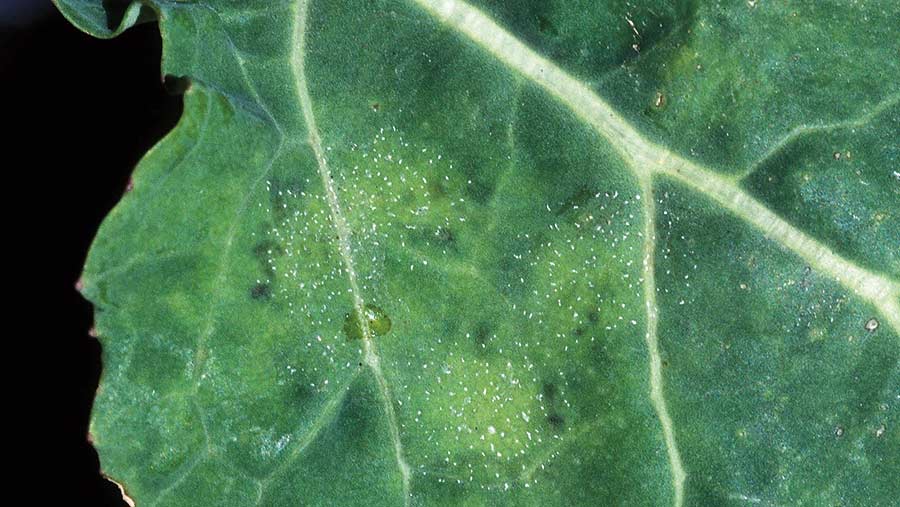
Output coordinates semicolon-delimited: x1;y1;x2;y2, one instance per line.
57;0;899;505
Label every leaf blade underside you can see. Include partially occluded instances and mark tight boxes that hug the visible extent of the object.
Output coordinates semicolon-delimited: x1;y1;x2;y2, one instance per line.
59;0;898;506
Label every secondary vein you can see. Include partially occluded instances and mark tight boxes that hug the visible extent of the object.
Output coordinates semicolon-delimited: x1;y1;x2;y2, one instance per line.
411;0;900;503
291;1;412;503
410;0;899;334
256;373;360;504
640;175;687;507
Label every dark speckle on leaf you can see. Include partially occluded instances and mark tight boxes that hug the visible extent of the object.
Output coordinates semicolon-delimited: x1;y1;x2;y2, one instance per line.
548;413;565;429
58;0;900;501
250;283;272;300
542;382;558;401
437;226;455;243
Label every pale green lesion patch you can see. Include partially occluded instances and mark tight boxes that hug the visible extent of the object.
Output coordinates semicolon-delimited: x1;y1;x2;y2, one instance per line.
326;125;483;289
65;0;900;504
301;104;664;496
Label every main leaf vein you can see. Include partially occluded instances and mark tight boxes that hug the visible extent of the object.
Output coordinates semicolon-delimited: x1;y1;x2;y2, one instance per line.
291;1;412;504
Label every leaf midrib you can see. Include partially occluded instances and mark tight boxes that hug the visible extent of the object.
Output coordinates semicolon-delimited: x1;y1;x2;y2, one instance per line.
168;0;899;503
409;0;899;505
290;1;413;504
409;0;900;329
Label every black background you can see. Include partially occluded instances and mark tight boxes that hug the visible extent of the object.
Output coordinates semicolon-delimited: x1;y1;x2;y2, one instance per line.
4;4;182;504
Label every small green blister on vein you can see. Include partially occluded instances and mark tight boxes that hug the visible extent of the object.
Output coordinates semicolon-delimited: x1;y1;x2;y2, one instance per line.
343;304;392;340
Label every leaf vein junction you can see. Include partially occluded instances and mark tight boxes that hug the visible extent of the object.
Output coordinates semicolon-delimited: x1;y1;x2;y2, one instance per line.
257;372;361;504
409;0;900;338
410;0;900;504
736;92;900;181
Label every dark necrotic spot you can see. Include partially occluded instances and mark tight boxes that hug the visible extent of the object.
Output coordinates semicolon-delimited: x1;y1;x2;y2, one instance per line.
268;176;308;220
542;382;557;401
250;283;272;300
464;176;494;204
472;322;492;352
290;379;316;405
548;412;565;429
542;381;565;429
554;186;594;216
436;226;455;244
253;240;279;261
253;240;282;276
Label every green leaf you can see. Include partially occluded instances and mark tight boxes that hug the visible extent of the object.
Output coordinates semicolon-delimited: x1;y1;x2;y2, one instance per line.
59;0;899;505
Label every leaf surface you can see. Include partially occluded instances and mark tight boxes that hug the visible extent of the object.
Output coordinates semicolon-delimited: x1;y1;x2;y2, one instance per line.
57;0;899;505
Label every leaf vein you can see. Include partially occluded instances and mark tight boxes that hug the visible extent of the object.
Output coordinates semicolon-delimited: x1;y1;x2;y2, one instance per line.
291;1;412;503
736;92;900;182
411;0;900;335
